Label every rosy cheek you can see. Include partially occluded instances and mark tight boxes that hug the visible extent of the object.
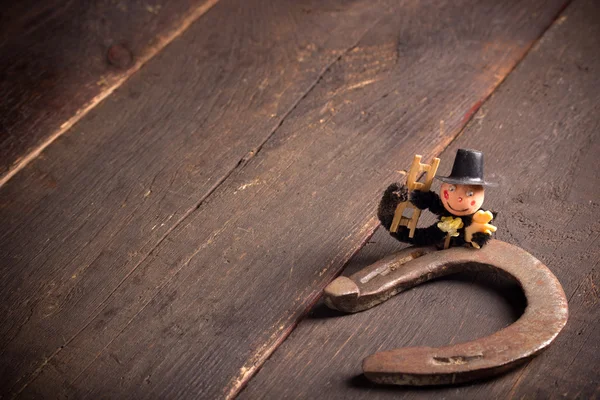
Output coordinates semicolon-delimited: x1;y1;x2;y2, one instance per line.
471;200;476;206
443;190;449;200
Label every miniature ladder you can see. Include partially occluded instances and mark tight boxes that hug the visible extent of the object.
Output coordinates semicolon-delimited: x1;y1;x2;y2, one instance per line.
390;155;440;237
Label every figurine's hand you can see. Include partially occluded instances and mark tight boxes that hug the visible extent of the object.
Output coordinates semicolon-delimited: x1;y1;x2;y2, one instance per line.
409;190;436;210
471;232;492;249
472;210;494;225
465;210;497;249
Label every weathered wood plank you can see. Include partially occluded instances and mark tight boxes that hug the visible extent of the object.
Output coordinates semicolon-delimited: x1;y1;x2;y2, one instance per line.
0;0;395;396
8;1;570;398
241;0;599;398
0;0;220;184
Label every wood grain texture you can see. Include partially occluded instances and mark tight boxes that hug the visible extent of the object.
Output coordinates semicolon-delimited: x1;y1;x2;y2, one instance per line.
3;0;569;398
0;0;396;397
240;0;600;398
0;0;221;184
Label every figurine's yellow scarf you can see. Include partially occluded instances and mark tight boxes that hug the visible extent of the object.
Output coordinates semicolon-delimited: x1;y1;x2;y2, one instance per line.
437;216;464;237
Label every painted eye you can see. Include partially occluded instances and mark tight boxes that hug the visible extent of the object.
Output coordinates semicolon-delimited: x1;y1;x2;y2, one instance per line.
448;185;456;192
466;190;474;197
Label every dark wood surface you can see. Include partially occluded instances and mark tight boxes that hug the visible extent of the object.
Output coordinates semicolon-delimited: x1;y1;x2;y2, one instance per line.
1;0;445;397
2;0;597;398
241;0;600;398
0;0;218;183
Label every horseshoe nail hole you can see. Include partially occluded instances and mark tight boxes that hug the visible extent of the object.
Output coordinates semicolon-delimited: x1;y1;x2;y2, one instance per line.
361;248;435;283
387;249;432;272
432;354;483;365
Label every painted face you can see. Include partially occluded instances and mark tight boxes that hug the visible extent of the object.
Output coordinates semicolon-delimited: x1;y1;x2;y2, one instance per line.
440;183;485;216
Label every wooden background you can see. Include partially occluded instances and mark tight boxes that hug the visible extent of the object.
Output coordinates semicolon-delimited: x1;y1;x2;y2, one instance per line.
0;0;598;398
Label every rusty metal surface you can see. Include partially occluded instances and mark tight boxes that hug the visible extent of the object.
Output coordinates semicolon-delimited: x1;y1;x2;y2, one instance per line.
323;240;569;385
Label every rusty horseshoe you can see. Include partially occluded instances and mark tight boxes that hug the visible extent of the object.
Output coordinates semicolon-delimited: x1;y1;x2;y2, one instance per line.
323;240;568;385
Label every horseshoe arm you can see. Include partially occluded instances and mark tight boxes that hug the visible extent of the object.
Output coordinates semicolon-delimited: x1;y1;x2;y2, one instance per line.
323;240;569;385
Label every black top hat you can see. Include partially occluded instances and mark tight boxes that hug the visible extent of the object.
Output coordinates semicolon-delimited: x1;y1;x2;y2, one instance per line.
436;149;497;187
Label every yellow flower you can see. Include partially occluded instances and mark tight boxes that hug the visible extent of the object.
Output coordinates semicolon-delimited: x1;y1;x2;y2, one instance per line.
437;216;464;237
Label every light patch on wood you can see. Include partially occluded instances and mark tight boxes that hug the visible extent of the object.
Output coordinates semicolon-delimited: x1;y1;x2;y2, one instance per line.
237;179;262;192
345;78;379;91
146;4;162;14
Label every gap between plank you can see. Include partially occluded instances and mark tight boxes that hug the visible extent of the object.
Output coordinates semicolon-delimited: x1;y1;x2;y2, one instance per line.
225;215;381;400
0;0;221;189
230;3;575;398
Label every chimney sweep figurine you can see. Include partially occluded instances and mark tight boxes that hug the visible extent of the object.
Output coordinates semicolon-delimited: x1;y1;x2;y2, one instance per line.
378;149;497;249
